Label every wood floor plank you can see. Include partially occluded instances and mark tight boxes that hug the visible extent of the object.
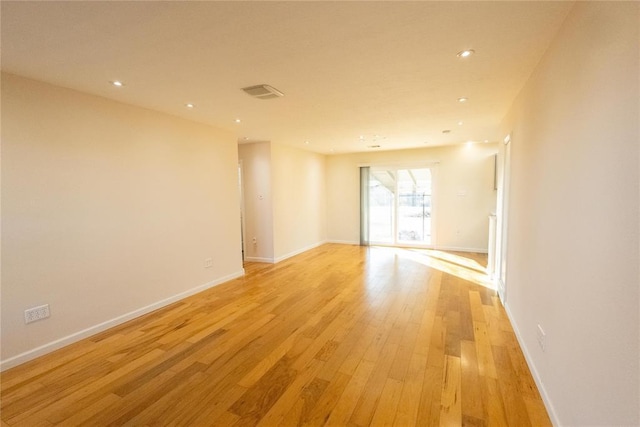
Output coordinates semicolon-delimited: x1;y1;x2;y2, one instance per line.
325;359;377;426
440;355;462;426
416;363;443;426
480;376;509;427
317;320;376;382
300;372;351;427
216;410;241;426
280;376;329;426
5;348;166;424
413;307;437;358
386;324;419;382
349;339;400;426
460;340;484;422
256;359;325;427
183;383;248;425
503;331;542;399
468;291;486;323
55;393;120;427
0;244;550;427
369;378;404;427
0;339;98;392
229;357;297;422
392;352;427;426
523;396;553;427
473;321;498;379
119;369;209;426
493;345;532;427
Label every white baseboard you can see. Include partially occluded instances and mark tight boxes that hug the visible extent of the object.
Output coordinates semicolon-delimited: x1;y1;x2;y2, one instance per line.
434;245;488;254
324;242;487;252
244;256;275;263
0;269;245;371
503;302;560;426
497;278;506;303
326;240;360;245
274;240;326;263
245;241;353;264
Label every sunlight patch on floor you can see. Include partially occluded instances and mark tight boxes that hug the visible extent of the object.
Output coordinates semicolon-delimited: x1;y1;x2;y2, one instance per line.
374;246;495;290
420;249;486;273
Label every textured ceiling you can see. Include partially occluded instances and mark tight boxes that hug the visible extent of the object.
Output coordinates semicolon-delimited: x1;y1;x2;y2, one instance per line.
1;1;574;154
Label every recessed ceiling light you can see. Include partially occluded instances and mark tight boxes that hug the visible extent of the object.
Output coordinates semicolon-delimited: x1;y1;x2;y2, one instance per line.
458;97;469;103
483;139;489;143
185;103;194;108
359;135;365;140
466;141;474;147
442;130;451;134
304;141;309;145
111;80;124;87
457;49;475;58
458;121;463;126
235;118;241;123
243;137;249;141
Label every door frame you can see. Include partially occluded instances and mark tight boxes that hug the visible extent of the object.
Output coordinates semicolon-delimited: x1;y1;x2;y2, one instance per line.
495;134;511;303
238;160;246;262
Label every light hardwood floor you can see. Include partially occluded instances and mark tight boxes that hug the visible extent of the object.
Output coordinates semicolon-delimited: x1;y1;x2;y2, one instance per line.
1;244;550;426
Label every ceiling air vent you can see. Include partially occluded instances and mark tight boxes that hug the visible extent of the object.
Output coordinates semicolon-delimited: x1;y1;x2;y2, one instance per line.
242;84;284;100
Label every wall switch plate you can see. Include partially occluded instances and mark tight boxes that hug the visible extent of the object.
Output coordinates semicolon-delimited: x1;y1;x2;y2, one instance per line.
25;304;50;324
204;258;213;268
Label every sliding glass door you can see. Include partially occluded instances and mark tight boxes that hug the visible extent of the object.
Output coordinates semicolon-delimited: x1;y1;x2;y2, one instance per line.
368;167;432;246
369;170;395;243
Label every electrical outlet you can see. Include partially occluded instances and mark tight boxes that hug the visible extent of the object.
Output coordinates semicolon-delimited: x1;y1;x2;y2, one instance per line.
204;258;213;268
252;237;257;244
536;324;546;352
25;304;50;324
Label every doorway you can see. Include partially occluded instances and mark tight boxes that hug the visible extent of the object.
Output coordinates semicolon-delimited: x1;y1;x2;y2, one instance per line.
368;167;433;247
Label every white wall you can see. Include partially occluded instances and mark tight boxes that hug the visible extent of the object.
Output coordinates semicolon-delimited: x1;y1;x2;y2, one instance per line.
326;144;498;252
499;2;639;425
238;142;327;263
238;142;274;262
271;143;327;261
1;74;244;367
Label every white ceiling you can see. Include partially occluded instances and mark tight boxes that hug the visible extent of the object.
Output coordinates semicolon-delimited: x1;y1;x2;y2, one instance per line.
1;1;573;154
